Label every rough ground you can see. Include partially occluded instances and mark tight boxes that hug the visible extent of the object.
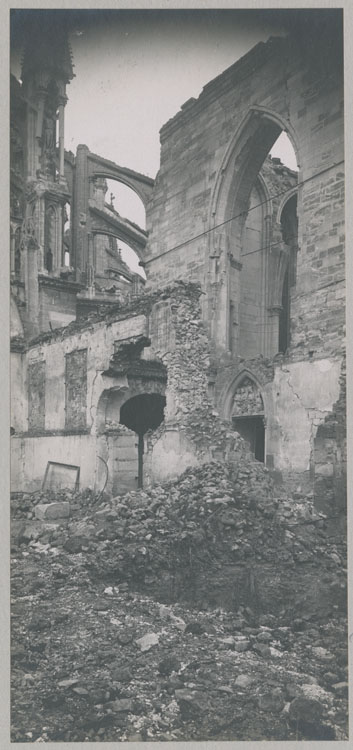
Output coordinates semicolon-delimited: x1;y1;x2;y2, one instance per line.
11;462;348;742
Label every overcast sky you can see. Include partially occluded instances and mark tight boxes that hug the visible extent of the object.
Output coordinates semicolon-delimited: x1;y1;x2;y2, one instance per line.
11;9;299;271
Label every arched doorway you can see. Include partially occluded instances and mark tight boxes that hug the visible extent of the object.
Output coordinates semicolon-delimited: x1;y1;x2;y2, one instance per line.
231;377;265;462
120;393;166;488
96;387;166;495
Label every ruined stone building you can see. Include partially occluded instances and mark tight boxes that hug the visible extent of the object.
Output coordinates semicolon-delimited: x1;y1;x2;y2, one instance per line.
10;16;345;520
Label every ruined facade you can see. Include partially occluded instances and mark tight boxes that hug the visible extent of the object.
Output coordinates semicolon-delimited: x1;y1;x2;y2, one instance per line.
11;17;345;519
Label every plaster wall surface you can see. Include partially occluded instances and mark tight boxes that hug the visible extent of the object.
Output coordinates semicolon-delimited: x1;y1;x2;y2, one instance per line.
150;429;202;483
11;434;96;492
268;358;342;473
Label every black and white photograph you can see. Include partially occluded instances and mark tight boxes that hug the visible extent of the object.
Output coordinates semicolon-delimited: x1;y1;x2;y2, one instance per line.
8;5;348;743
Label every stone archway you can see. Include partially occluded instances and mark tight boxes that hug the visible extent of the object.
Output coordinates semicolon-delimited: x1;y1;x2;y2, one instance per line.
95;383;167;496
120;393;166;489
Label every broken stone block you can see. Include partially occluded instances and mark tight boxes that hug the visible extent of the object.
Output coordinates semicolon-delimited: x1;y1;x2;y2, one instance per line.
58;678;79;688
158;655;181;675
233;640;250;652
235;674;254;689
11;521;26;545
253;643;272;657
35;502;70;521
331;682;349;696
175;689;206;716
258;688;285;713
288;695;325;735
110;698;134;713
136;632;159;651
256;630;272;643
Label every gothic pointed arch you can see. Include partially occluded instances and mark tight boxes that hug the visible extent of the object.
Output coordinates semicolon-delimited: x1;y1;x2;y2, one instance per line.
221;368;267;421
207;106;300;356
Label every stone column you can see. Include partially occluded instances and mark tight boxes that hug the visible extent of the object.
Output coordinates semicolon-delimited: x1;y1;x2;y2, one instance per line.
26;238;40;337
73;145;89;283
87;233;95;297
58;95;67;181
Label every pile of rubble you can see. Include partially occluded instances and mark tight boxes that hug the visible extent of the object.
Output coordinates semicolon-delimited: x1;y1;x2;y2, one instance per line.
11;461;346;616
11;460;348;741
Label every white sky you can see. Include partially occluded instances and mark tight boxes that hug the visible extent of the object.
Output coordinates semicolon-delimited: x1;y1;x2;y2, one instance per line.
11;10;298;274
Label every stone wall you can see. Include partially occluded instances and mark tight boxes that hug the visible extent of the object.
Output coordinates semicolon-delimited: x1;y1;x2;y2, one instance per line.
38;278;79;331
145;32;344;363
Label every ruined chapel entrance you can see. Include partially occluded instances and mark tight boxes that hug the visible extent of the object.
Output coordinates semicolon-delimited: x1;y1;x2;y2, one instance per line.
230;376;265;463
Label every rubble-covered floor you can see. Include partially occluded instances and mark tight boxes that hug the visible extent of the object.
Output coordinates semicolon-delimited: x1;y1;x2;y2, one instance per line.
11;462;348;742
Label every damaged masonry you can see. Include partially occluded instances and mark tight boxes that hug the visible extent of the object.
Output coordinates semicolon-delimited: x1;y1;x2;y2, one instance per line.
10;10;347;743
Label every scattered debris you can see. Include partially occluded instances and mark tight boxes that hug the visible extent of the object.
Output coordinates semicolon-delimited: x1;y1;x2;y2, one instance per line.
10;462;348;742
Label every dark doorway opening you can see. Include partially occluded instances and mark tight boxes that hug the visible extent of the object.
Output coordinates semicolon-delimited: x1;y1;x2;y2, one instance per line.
120;393;166;488
232;415;265;462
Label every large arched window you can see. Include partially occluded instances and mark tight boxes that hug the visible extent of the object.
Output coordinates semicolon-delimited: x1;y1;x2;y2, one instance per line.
208;108;299;357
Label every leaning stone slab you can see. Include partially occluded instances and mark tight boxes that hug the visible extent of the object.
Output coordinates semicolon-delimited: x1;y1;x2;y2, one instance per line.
35;502;70;520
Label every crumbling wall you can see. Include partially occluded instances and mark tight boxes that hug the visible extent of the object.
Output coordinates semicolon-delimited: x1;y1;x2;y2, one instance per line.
11;281;345;499
12;283;247;493
146;282;246;483
312;356;346;517
213;349;345;496
269;358;343;477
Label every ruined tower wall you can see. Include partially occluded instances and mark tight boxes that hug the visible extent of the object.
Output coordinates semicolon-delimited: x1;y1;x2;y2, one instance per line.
145;34;344;361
